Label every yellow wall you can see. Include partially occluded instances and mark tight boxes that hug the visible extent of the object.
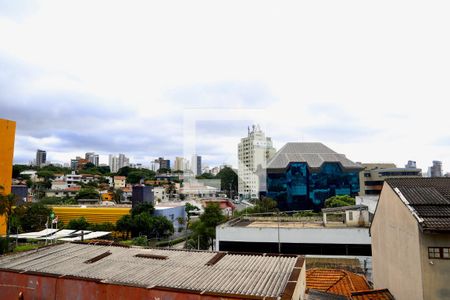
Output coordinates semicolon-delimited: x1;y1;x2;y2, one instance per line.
52;207;131;225
0;119;16;235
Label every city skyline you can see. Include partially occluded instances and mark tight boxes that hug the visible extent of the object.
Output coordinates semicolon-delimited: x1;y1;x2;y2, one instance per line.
1;1;450;173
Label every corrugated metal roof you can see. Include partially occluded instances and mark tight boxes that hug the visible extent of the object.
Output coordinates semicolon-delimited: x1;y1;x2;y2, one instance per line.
0;243;301;298
267;142;362;170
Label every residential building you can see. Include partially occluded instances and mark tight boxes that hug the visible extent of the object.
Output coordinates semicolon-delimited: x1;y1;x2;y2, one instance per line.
359;163;422;196
191;154;202;176
153;186;169;202
66;172;82;187
0;243;306;300
210;166;220;176
113;176;126;189
85;152;99;166
155;157;170;170
109;154;129;173
150;160;160;172
428;160;443;177
405;160;417;168
216;205;371;256
131;185;154;208
265;142;363;210
173;156;185;172
371;178;450;300
36;149;46;167
45;186;80;198
238;124;276;199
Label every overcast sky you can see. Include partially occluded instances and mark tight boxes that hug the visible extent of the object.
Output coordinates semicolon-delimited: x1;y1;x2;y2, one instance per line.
1;0;450;172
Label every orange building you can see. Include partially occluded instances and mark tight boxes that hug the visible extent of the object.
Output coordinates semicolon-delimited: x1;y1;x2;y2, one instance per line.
0;118;16;235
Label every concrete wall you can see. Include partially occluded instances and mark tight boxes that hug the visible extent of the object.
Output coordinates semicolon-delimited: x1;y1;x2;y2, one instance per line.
419;233;450;300
216;224;370;250
345;209;369;226
371;183;423;300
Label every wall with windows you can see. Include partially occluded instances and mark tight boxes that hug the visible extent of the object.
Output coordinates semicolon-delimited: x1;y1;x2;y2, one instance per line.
267;162;360;211
420;233;450;300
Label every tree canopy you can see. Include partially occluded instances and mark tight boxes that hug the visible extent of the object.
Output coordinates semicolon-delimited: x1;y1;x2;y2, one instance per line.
75;188;100;200
324;195;355;208
187;203;226;250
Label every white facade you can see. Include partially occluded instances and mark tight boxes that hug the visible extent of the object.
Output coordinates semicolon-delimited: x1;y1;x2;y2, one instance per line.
66;172;82;187
109;153;129;173
174;157;185;171
153;186;169;202
216;224;370;251
238;125;276;198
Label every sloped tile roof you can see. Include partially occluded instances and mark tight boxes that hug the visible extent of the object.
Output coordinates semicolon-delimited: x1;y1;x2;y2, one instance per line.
386;178;450;232
267;142;362;171
350;289;395;299
306;268;370;297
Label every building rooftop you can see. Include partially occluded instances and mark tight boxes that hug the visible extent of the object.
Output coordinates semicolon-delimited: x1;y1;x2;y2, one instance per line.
322;205;368;213
306;268;370;297
386;177;450;232
267;142;362;171
0;243;303;298
350;289;395;300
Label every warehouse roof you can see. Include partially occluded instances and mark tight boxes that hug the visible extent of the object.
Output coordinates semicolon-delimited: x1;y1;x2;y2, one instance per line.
267;142;362;171
386;178;450;232
0;242;304;299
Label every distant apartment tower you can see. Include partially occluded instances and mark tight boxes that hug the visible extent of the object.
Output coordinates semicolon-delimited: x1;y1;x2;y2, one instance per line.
238;125;276;198
428;160;443;177
85;152;99;166
191;155;202;176
36;149;47;167
405;160;417;169
155;157;170;170
109;153;130;173
359;163;422;196
174;157;186;172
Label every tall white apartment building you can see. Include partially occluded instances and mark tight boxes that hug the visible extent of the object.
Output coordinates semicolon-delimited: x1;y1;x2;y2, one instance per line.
109;153;130;173
238;125;276;198
85;152;99;166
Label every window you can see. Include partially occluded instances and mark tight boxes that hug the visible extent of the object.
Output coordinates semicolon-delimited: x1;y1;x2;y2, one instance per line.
348;211;353;221
428;247;450;259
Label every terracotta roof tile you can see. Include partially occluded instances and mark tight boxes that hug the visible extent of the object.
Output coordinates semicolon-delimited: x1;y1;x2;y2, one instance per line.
306;268;370;297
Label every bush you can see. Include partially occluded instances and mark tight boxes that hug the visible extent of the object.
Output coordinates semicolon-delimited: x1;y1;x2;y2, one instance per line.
67;217;90;230
132;236;149;247
0;237;10;254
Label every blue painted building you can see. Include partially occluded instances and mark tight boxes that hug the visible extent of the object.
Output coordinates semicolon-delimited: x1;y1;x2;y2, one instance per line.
154;205;186;232
264;143;363;211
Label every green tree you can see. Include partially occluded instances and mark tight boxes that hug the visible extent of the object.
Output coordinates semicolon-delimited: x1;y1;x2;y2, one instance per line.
75;188;100;200
216;167;238;198
67;217;90;230
12;164;32;179
19;203;53;232
0;187;18;248
196;173;215;179
187;203;226;250
131;203;155;217
116;214;133;239
324;195;355;208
